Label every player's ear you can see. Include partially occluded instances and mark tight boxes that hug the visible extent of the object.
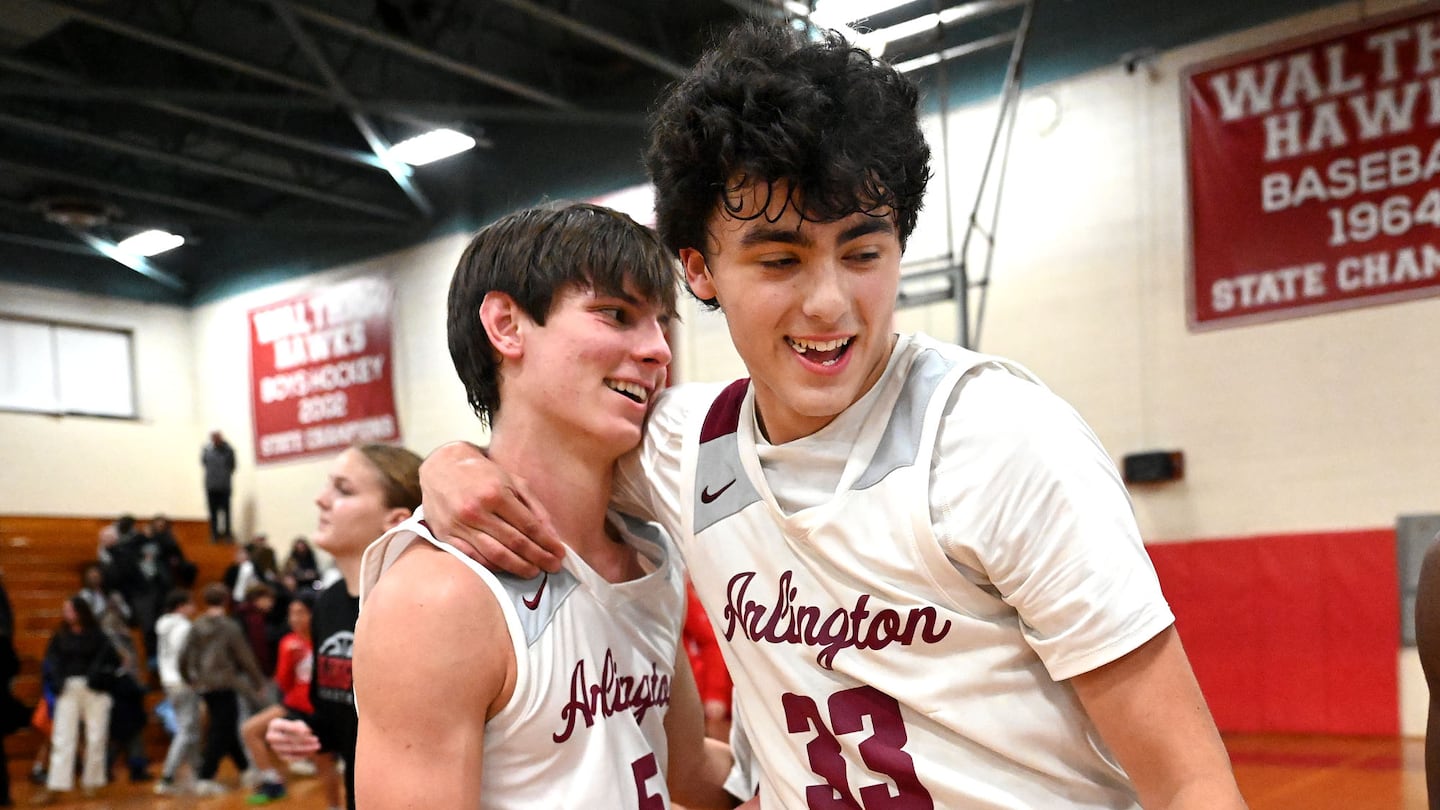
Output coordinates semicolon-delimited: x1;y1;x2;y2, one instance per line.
381;507;412;531
479;291;526;361
680;248;716;302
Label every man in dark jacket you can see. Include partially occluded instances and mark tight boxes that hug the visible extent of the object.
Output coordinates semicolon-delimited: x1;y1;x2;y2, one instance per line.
201;431;236;542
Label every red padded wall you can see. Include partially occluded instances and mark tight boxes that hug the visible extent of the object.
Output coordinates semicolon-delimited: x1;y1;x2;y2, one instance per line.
1146;529;1398;735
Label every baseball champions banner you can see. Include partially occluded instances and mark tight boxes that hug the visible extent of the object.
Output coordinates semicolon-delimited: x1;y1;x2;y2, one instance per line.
1186;6;1440;329
249;276;401;464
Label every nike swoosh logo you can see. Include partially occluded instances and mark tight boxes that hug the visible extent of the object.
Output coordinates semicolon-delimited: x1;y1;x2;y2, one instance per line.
700;479;736;504
522;573;548;610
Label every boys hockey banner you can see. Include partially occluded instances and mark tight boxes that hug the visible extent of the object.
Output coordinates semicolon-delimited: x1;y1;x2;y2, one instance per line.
249;276;400;464
1185;6;1440;329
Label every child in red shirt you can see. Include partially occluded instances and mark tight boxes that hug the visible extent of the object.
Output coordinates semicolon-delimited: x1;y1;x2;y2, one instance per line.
240;591;340;806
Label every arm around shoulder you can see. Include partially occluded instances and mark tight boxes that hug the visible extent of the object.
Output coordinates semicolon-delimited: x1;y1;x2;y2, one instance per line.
1068;626;1246;810
353;542;514;808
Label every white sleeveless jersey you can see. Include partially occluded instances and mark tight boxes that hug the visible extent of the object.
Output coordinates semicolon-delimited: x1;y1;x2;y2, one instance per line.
360;508;686;809
660;334;1168;809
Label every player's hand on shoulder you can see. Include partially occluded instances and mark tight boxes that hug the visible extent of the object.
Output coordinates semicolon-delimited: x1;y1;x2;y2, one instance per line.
419;440;565;577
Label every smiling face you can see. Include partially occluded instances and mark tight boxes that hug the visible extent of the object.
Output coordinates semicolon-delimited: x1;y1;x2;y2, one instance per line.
681;181;901;444
493;283;672;459
313;447;404;563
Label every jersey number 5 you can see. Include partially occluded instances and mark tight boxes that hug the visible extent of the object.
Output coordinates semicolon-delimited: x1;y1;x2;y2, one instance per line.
631;753;664;809
783;686;934;809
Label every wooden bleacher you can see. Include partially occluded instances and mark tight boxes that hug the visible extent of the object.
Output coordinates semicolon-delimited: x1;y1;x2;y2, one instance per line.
1;515;237;765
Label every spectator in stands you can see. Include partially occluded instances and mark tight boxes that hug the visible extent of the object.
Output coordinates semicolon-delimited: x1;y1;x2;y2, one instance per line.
154;589;200;796
202;430;237;542
222;544;250;601
146;515;196;588
234;583;278;679
74;563;121;632
32;597;118;804
26;665;54;787
109;520;176;672
106;515;141;568
95;524;119;571
249;535;280;582
228;541;281;606
282;538;322;591
96;596;150;784
241;591;338;806
0;575;24;808
0;574;12;638
265;443;423;810
179;582;267;797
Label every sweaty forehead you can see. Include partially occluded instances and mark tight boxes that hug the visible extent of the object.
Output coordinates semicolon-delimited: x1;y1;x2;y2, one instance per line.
708;203;896;254
709;177;895;249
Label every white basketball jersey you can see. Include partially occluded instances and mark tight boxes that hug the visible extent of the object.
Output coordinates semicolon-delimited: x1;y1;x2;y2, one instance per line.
361;508;685;809
678;336;1149;809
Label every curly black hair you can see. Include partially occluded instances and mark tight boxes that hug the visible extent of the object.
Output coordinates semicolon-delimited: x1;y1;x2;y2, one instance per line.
447;202;678;426
645;23;932;306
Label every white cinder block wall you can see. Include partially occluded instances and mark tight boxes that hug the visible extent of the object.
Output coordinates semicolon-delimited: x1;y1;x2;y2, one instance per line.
1;0;1434;734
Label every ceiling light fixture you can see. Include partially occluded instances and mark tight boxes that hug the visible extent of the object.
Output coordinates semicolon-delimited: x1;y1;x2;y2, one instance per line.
388;128;477;166
116;229;184;257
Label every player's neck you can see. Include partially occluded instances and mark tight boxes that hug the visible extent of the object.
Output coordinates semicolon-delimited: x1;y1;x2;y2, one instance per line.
332;555;362;596
487;426;627;572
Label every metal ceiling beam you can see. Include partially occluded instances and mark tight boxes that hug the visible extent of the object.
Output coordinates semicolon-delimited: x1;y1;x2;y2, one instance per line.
249;218;413;232
0;83;641;125
267;0;433;217
0;231;100;257
0;56;388;172
719;0;787;19
374;101;641;127
0;112;412;221
490;0;689;79
270;0;575;110
40;0;329;96
858;0;1025;32
951;0;1035;348
0;157;250;221
891;30;1017;72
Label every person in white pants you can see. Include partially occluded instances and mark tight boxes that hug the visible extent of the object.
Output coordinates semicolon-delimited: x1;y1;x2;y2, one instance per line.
35;597;117;803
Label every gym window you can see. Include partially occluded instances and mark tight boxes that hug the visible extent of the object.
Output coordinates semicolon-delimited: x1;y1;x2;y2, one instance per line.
0;315;137;419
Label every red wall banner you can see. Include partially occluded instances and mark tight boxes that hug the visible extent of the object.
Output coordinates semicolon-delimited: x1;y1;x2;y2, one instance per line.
1185;6;1440;329
249;276;401;464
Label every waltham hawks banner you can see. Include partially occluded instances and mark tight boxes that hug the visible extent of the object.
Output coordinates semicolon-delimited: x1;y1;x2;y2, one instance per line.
1185;6;1440;329
249;277;400;464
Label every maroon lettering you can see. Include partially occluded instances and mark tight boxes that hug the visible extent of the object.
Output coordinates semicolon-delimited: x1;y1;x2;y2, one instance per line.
553;650;671;743
722;571;952;669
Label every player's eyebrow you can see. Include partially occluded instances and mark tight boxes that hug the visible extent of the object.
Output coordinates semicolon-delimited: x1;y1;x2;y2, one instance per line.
836;218;895;244
738;216;894;250
739;225;811;249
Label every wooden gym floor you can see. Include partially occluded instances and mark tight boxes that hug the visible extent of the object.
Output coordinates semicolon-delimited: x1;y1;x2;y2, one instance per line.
0;732;1426;809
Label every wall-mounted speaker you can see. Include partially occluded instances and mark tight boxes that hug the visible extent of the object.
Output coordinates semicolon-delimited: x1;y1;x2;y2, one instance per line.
1122;450;1184;484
